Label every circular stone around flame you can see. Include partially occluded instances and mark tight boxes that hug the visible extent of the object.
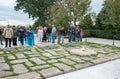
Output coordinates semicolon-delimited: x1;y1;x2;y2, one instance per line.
70;48;97;56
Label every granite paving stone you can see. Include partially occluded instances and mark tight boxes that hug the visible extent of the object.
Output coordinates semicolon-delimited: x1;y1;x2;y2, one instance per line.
13;64;28;74
29;58;46;65
8;55;16;60
39;67;63;78
11;59;28;64
42;53;52;57
105;54;120;61
49;55;64;59
16;54;26;59
53;63;75;72
24;52;38;55
47;60;58;63
92;57;110;64
0;57;5;63
1;72;42;79
32;65;51;70
28;54;40;57
39;57;48;60
74;63;93;70
0;63;10;70
70;48;97;56
48;52;59;56
0;51;4;55
80;57;94;61
67;56;85;63
58;58;75;65
0;71;13;78
25;61;33;67
31;50;36;52
46;50;58;55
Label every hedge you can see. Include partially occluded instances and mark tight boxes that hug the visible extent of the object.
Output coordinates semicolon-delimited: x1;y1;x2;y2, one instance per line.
84;30;120;40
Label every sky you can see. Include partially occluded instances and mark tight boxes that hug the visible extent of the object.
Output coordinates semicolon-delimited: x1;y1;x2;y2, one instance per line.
0;0;104;26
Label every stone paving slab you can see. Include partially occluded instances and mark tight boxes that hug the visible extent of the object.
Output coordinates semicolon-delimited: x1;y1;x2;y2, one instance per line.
1;72;42;79
47;60;58;63
8;55;16;60
92;57;110;65
0;71;13;77
0;63;10;70
16;54;26;59
39;67;63;78
32;65;51;70
66;56;85;63
11;59;28;64
0;57;5;63
58;58;75;65
13;64;28;74
29;57;46;65
74;63;93;70
53;63;75;73
70;48;97;56
0;51;4;55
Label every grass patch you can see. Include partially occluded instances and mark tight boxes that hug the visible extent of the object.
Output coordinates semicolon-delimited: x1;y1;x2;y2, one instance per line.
23;62;33;72
3;55;13;71
1;73;18;78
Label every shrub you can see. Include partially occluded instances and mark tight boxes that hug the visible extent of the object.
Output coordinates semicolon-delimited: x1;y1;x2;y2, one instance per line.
83;30;120;40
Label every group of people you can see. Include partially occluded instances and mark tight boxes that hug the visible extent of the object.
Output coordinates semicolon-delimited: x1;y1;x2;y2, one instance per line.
36;25;66;44
36;24;84;44
0;25;34;47
68;25;84;42
0;24;84;48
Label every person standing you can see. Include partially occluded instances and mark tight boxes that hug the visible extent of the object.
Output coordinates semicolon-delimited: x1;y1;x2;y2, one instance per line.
2;25;13;47
42;26;47;42
0;27;4;45
26;26;34;46
12;25;18;46
46;24;52;42
57;26;65;44
51;25;56;43
37;26;43;43
18;26;25;46
75;26;80;42
68;25;75;42
80;28;84;41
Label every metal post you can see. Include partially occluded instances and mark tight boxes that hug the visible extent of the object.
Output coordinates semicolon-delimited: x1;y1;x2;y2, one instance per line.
112;37;114;46
85;38;87;42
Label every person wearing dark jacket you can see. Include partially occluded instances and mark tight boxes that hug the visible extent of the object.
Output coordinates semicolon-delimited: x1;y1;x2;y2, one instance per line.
43;26;47;42
12;26;18;46
57;26;65;44
18;26;25;46
68;26;75;42
0;27;4;45
46;24;52;42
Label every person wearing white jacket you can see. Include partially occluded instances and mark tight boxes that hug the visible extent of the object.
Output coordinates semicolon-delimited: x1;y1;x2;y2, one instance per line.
2;25;13;47
37;26;43;43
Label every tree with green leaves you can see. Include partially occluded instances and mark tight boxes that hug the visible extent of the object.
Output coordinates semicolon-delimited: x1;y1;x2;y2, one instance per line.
65;0;91;26
96;0;120;30
14;0;57;27
48;0;91;27
80;14;93;29
48;0;70;27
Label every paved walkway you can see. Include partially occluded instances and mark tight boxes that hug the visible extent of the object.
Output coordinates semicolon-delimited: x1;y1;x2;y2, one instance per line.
0;37;120;48
82;37;120;47
0;37;120;79
63;37;120;47
48;59;120;79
